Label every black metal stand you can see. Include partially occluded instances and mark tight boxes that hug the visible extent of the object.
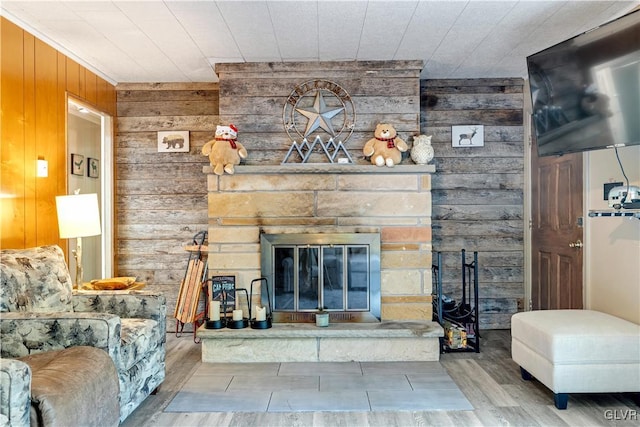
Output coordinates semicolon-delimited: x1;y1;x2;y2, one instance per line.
432;249;480;353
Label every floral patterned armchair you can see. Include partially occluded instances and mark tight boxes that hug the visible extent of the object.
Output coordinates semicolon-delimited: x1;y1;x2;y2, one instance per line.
0;245;166;423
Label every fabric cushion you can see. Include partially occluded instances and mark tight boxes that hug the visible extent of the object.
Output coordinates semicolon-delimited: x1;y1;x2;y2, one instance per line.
19;346;119;427
511;309;640;364
0;245;73;313
120;318;161;371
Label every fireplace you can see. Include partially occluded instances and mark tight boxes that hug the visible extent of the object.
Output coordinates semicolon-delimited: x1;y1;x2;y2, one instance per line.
260;233;381;322
205;163;435;323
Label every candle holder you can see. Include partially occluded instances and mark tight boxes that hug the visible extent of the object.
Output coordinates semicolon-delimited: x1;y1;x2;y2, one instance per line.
204;281;226;329
204;296;225;329
249;277;273;329
205;318;225;329
225;287;249;329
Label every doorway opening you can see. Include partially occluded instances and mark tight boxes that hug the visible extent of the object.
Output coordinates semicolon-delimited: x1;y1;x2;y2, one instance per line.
66;97;114;280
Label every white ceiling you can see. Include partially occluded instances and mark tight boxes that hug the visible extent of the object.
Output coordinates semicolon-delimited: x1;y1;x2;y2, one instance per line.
2;1;639;84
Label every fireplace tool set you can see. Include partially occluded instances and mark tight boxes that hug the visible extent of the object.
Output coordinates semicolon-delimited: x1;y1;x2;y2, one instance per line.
205;277;272;330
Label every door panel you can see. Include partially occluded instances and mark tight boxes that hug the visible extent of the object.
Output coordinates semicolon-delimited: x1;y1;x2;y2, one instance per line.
531;139;583;310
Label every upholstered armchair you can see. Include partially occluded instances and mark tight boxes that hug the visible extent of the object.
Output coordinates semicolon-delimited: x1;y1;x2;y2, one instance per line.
0;358;30;426
0;245;166;423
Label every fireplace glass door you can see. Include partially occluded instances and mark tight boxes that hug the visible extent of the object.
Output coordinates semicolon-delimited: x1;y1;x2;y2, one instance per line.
261;233;381;322
273;244;369;312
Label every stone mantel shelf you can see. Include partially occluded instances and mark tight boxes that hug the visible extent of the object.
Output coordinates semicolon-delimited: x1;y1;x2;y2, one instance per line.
203;164;436;175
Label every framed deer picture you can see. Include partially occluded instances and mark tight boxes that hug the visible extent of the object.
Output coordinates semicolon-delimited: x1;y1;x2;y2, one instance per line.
452;125;484;147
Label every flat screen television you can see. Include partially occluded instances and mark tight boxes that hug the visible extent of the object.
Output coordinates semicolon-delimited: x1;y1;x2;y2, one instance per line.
527;10;640;157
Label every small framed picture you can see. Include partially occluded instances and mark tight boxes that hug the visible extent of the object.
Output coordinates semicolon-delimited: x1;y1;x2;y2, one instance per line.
71;154;84;176
452;125;484;147
208;272;238;297
88;157;99;178
158;131;189;152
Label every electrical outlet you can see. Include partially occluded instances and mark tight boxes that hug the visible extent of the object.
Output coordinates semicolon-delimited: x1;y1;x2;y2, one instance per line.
604;182;623;201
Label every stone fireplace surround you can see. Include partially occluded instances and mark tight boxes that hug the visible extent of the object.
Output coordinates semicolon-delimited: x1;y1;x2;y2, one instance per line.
206;163;435;322
201;163;443;362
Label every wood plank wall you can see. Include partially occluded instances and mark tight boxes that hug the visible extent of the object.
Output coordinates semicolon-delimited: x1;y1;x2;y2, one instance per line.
0;17;116;253
115;83;218;315
216;61;423;165
421;78;525;329
116;75;524;330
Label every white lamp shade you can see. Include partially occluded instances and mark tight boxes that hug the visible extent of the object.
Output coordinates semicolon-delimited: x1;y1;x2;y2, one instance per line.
56;193;102;238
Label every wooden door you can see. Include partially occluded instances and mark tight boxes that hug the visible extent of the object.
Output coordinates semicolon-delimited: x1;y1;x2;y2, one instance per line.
531;144;584;310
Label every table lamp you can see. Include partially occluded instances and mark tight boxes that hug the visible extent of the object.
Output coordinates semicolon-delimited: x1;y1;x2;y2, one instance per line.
56;192;101;287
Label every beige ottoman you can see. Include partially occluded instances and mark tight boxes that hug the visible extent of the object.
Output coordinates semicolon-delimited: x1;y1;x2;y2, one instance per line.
511;310;640;409
18;346;120;427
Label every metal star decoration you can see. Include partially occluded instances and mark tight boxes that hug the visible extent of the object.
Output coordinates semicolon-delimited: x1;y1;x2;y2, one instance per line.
295;91;344;137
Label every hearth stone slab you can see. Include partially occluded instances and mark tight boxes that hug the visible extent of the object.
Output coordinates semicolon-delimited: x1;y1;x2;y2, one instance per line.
198;321;443;363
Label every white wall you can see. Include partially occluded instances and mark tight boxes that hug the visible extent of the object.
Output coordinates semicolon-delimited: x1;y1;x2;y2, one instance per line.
584;145;640;324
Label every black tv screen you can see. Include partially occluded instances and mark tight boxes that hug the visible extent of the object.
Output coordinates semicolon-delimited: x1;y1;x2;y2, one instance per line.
527;10;640;157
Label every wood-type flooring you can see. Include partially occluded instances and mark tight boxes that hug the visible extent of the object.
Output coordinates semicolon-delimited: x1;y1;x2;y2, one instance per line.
121;330;639;426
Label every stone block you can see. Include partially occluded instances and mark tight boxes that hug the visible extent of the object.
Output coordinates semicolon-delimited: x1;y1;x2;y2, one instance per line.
221;217;336;226
382;295;432;303
318;337;439;362
209;192;314;217
382;226;432;243
217;243;260;253
382;251;430;269
317;192;430;217
220;174;335;191
381;270;422;295
339;217;416;226
202;338;318;362
208;252;260;270
337;175;419;191
420;174;431;190
381;243;421;251
209;226;260;243
382;303;431;321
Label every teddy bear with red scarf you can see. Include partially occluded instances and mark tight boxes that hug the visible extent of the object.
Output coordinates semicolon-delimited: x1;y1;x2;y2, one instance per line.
363;123;408;167
202;124;248;175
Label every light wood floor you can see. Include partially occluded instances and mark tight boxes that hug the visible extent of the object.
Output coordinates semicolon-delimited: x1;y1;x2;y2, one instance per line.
122;330;639;426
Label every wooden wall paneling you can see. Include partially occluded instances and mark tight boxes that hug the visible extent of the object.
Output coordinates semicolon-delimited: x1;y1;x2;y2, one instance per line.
96;76;115;116
96;76;106;113
85;70;97;105
1;19;26;248
422;78;525;329
56;52;67;252
34;39;60;245
65;57;80;97
78;65;86;100
23;32;37;248
1;18;116;251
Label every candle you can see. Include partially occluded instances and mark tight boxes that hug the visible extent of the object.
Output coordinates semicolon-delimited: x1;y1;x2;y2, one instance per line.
255;306;266;321
209;300;220;321
232;309;243;321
